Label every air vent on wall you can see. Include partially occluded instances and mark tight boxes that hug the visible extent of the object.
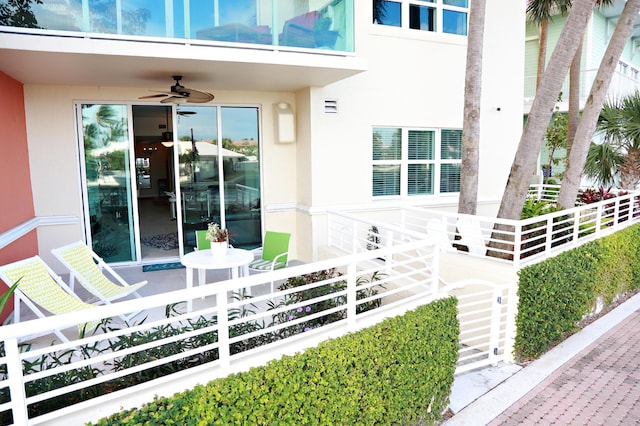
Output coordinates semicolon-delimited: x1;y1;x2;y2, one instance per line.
324;99;338;114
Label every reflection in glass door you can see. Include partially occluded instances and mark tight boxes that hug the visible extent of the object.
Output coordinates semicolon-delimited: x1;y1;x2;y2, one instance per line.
79;104;136;262
177;105;262;251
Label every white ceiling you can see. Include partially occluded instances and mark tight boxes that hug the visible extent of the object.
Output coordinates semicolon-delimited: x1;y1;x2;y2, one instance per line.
0;32;366;93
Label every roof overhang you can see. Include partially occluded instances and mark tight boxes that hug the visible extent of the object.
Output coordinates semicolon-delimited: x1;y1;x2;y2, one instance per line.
0;31;367;92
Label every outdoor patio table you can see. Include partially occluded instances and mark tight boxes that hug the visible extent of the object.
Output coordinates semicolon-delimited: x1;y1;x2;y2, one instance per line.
181;248;254;308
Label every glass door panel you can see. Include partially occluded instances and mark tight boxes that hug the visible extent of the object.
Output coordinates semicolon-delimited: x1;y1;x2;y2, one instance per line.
176;105;261;251
177;106;219;251
221;107;261;249
80;104;136;262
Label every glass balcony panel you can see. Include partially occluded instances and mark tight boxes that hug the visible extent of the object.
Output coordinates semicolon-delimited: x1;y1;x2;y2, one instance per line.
5;0;353;52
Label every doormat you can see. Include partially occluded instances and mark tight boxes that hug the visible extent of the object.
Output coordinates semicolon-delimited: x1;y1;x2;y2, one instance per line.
142;262;185;272
141;232;179;250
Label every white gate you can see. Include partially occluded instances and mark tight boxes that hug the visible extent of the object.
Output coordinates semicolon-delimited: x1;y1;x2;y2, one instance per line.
443;280;517;374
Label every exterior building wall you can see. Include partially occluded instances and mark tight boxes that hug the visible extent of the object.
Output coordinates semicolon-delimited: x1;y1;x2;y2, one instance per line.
9;1;527;268
0;72;37;322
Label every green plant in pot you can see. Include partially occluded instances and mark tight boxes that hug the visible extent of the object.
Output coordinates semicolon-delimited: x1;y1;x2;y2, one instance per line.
206;223;229;257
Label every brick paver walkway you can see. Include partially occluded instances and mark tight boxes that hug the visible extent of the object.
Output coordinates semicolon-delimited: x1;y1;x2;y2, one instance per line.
489;310;640;425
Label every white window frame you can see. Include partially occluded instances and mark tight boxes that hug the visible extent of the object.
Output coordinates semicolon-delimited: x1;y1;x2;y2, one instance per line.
372;0;469;36
372;126;462;199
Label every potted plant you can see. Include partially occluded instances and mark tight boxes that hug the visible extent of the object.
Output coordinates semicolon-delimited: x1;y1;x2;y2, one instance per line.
206;222;229;257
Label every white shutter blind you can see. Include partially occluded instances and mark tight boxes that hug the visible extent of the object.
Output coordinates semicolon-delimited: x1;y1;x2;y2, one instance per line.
441;130;462;159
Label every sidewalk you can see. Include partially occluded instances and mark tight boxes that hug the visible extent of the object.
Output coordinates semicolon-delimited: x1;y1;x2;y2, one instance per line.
445;291;640;425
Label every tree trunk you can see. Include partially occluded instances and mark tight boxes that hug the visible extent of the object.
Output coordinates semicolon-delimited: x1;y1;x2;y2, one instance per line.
557;0;640;208
567;36;583;154
458;0;486;215
490;0;597;259
497;0;596;221
619;146;640;190
536;19;548;90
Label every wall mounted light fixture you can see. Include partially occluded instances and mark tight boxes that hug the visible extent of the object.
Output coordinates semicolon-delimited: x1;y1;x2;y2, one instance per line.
274;102;295;144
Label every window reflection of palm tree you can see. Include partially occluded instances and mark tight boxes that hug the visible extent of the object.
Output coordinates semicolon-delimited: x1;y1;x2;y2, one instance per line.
373;0;388;24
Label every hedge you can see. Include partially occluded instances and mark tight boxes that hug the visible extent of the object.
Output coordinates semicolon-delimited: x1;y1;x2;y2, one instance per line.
90;297;459;425
514;223;640;360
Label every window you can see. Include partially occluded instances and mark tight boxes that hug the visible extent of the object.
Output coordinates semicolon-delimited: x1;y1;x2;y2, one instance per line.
372;127;462;197
373;0;468;35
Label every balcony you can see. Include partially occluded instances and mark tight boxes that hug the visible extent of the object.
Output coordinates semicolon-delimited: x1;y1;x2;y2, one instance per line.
1;0;353;53
0;0;363;93
523;69;640;113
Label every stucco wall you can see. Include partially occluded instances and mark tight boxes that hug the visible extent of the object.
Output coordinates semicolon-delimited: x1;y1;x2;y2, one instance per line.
0;72;37;322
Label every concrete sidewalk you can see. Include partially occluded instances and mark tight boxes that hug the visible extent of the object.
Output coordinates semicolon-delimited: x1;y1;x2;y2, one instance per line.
445;291;640;425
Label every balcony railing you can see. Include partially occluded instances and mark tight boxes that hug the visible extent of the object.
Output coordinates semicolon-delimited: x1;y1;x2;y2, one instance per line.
524;69;640;105
2;0;354;52
0;237;446;424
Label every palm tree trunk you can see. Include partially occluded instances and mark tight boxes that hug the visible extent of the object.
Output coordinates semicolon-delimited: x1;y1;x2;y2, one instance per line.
536;19;548;90
458;0;486;215
558;0;640;208
619;146;640;190
568;36;583;153
490;0;597;259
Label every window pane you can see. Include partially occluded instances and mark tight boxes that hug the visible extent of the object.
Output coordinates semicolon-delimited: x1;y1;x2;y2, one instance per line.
374;0;401;26
443;9;467;35
408;130;434;160
408;164;433;195
441;130;462;159
444;0;468;7
440;164;461;193
409;4;435;31
373;128;402;160
373;165;401;196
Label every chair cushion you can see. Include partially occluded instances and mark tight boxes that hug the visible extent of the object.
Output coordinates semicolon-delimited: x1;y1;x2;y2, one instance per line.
248;259;286;271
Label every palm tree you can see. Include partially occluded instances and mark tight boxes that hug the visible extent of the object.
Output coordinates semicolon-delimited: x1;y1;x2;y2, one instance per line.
557;0;640;207
458;0;486;215
583;92;640;190
496;0;597;222
526;0;571;90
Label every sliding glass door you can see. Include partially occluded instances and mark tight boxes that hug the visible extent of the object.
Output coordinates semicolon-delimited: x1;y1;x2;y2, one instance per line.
79;104;136;262
78;103;262;264
177;105;261;251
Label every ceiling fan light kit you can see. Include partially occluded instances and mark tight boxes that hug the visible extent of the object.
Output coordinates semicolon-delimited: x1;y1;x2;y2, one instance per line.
139;76;214;104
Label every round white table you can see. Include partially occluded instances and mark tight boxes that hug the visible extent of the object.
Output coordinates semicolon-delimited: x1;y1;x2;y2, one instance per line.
181;248;254;291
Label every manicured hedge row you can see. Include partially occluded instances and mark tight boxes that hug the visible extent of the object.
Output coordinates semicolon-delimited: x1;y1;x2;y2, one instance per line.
91;297;459;425
515;223;640;360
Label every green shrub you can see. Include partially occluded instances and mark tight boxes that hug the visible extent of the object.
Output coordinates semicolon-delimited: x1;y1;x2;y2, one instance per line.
91;297;460;425
515;223;640;360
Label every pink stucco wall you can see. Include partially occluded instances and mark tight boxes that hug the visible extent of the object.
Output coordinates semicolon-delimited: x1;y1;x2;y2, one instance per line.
0;72;37;322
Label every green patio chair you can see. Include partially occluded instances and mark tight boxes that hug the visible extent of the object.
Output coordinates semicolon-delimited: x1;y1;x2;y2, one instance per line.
248;231;291;292
0;256;100;342
195;230;211;250
51;241;147;311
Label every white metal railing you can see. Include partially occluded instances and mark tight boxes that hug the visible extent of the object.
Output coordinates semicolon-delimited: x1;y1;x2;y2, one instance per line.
397;191;640;269
0;239;441;425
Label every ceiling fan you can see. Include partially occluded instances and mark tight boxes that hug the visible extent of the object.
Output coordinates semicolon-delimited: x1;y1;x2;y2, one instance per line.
139;75;214;104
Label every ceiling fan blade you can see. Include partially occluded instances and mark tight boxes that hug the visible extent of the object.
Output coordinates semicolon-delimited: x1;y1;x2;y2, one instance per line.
182;88;215;103
160;96;182;104
138;93;168;99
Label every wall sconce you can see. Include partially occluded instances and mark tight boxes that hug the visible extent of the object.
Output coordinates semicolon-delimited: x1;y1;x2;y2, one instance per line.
274;102;295;144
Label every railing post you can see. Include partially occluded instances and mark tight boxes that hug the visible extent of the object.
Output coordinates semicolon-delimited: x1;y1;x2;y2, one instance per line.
5;337;28;425
503;284;518;364
545;216;553;255
346;262;357;330
217;289;230;368
352;218;359;254
513;221;522;269
595;203;603;236
488;287;502;366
